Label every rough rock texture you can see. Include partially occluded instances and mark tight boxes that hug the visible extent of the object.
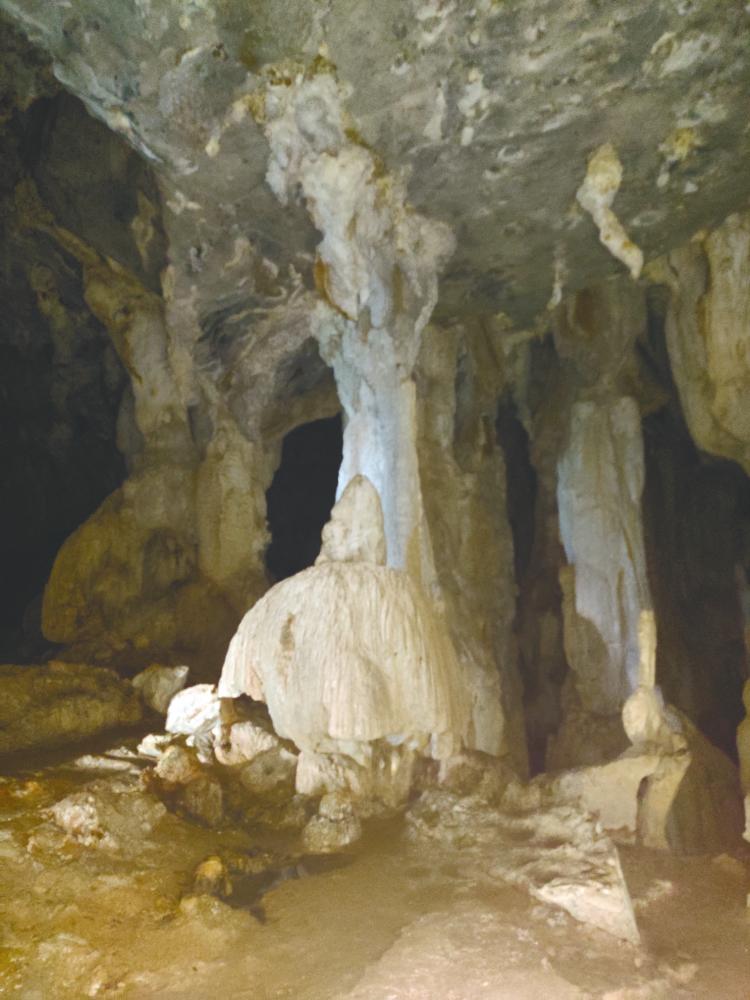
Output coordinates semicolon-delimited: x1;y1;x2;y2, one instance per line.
49;777;167;850
547;655;744;856
417;325;527;773
0;1;749;850
408;789;640;944
738;680;750;796
666;212;750;475
132;663;189;715
302;792;362;853
0;661;142;754
2;1;749;324
220;560;471;764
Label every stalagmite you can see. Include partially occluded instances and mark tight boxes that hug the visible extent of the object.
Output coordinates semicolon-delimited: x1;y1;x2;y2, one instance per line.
233;69;515;773
219;478;472;794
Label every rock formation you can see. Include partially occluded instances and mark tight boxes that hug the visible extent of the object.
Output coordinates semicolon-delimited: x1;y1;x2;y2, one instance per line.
0;5;749;975
219;478;473;798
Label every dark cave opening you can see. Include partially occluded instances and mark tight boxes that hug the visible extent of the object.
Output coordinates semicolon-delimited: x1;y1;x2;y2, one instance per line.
496;399;538;586
495;397;555;774
264;415;344;583
643;407;750;761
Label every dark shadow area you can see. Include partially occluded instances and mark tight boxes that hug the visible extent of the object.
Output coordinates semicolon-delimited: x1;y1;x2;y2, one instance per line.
496;399;537;585
496;396;554;775
1;94;134;662
265;415;343;582
640;298;750;761
503;336;571;776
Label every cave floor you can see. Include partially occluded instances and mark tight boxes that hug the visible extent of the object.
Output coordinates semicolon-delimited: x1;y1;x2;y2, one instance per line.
0;743;748;999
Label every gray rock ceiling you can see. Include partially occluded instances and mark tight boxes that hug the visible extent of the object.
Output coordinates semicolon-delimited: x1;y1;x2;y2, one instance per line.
2;0;750;329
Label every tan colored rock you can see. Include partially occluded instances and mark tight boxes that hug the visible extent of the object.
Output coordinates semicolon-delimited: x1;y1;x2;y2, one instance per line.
0;661;142;754
416;325;525;769
622;685;677;750
315;474;386;567
154;744;203;787
236;748;297;796
295;745;416;810
151;744;224;826
546;683;629;772
182;774;224;827
302;792;362;853
545;751;663;836
576;143;643;281
651;708;744;854
48;778;167;851
666;212;750;475
192;856;232;898
40;259;270;673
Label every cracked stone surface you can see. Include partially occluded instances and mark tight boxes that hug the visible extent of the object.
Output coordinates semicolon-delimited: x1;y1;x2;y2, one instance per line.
1;0;748;334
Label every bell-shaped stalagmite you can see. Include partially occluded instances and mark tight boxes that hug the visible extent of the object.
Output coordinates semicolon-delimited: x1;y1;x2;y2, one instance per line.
219;477;472;792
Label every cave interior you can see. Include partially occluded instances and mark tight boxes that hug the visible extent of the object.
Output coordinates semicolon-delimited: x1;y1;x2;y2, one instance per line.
0;3;749;997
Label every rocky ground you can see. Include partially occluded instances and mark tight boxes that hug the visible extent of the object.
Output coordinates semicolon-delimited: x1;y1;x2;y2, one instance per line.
0;735;747;1000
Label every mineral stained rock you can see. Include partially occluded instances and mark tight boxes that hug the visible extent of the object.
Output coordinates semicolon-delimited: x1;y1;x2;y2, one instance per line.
0;661;142;754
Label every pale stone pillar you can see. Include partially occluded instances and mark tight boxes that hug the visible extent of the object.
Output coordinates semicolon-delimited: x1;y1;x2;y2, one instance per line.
557;396;653;714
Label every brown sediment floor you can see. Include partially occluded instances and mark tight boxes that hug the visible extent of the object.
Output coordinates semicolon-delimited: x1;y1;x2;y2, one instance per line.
0;742;748;999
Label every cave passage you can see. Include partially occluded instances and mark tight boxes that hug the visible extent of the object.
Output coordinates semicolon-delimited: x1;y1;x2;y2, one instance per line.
264;415;344;582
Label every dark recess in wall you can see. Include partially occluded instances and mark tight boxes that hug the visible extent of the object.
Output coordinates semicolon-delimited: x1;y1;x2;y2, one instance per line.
0;89;163;660
265;415;343;582
496;400;538;585
640;303;750;761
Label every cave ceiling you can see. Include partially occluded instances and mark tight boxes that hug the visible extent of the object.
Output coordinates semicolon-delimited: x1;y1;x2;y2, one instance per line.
1;0;749;335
